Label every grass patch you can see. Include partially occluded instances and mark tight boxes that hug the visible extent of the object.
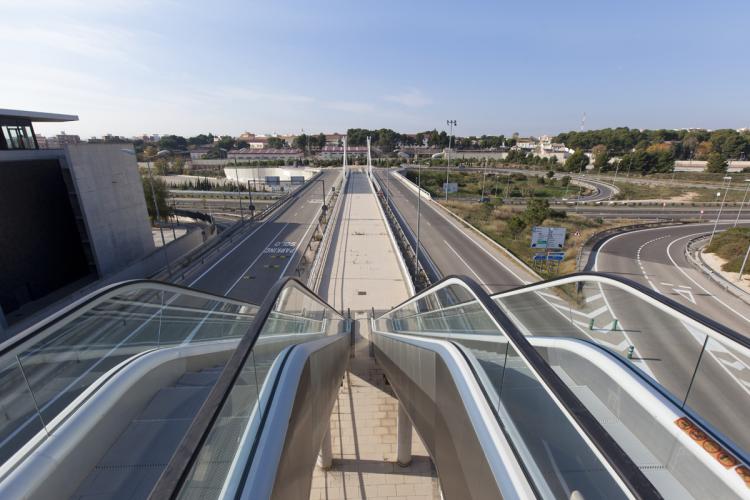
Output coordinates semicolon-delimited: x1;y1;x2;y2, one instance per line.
613;180;750;202
705;228;750;272
405;169;588;200
440;200;635;278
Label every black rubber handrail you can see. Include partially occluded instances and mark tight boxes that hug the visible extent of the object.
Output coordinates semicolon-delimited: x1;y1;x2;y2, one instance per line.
376;274;662;500
490;271;750;351
149;276;344;500
0;279;258;358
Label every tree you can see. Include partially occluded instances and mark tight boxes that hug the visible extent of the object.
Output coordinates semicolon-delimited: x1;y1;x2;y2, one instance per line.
187;133;214;146
158;135;187;151
141;175;171;221
267;137;286;149
172;156;186;174
293;134;309;153
524;198;550;226
561;175;571;187
152;158;168;175
706;152;728;173
546;170;554;179
591;144;609;171
564;150;589;172
508;215;527;239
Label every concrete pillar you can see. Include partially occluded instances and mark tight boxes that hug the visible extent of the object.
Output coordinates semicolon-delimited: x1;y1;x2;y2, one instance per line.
397;402;412;467
318;428;333;470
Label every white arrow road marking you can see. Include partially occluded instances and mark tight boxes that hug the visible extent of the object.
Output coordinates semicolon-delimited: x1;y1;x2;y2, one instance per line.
673;288;696;304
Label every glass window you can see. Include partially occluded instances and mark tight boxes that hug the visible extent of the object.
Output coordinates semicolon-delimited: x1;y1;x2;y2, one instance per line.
1;125;36;150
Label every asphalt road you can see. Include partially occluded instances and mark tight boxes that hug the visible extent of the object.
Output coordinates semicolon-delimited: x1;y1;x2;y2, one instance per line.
374;168;537;294
592;222;750;335
375;167;750;458
186;169;342;304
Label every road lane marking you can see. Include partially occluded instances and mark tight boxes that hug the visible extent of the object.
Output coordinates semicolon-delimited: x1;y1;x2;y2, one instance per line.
665;233;750;325
673;288;696;304
444;239;490;292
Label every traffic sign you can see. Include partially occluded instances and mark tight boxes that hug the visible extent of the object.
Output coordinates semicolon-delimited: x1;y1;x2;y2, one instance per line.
547;252;565;261
531;226;566;249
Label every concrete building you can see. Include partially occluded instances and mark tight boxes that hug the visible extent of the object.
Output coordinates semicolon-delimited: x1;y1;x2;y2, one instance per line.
227;148;303;162
0;109;154;329
317;145;367;160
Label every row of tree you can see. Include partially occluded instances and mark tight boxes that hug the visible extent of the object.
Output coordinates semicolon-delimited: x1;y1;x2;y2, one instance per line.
555;127;750;160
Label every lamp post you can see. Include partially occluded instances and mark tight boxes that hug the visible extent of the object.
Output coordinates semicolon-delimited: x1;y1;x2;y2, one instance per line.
445;119;457;201
221;147;244;222
709;176;732;245
609;160;620;202
733;179;750;227
739;240;750;283
415;162;422;279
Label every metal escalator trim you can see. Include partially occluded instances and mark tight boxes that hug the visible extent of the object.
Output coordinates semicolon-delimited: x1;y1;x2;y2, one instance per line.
491;271;750;351
150;276;344;500
0;279;259;357
375;274;661;500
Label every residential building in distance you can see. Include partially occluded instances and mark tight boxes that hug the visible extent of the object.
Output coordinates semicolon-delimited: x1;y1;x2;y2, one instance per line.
189;146;213;159
317;145;367;160
227;147;304;162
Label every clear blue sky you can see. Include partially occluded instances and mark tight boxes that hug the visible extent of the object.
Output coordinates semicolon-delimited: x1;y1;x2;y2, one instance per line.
2;0;749;138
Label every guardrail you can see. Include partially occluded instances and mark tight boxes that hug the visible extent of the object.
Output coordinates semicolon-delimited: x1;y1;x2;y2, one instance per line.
371;174;431;291
294;172;344;284
684;235;750;306
153;171;325;284
306;173;347;292
578;220;689;271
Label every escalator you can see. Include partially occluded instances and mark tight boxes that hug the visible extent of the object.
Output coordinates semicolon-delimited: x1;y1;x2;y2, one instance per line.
0;272;747;499
372;274;750;499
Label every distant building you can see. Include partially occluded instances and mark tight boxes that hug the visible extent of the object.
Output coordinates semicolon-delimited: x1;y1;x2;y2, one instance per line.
227;148;304;162
189;146;213;160
0;109;154;331
317;145;367;160
325;133;344;146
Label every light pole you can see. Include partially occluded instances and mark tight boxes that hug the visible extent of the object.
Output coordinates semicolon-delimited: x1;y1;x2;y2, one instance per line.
221;147;244;222
709;176;732;245
445;119;457;201
733;179;750;227
609;160;620;202
739;241;750;282
415;162;422;280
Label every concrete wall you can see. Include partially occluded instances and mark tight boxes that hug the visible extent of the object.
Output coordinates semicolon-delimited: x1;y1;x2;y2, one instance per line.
65;144;155;277
224;166;320;183
675;160;750;172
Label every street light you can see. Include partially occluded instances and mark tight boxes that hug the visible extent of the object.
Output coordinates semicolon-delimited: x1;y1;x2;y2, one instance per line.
708;176;732;245
733;179;750;227
445;119;457;201
220;147;244;222
415;162;422;279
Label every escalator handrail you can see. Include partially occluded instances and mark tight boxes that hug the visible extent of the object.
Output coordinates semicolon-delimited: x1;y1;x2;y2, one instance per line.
491;271;750;351
0;279;258;358
375;274;661;500
150;276;344;500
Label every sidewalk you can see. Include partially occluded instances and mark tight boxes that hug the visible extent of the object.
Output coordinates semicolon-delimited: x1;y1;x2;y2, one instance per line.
311;170;440;499
319;170;411;311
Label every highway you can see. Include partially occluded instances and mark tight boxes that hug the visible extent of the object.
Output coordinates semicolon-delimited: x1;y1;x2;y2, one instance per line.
374;168;538;294
374;167;750;457
592;222;750;335
186;169;342;304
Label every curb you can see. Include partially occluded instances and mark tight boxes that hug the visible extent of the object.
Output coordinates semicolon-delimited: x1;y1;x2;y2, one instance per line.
684;235;750;306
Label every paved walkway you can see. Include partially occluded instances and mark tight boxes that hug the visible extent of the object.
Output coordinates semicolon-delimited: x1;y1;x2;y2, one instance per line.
319;170;411;311
311;170;440;499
